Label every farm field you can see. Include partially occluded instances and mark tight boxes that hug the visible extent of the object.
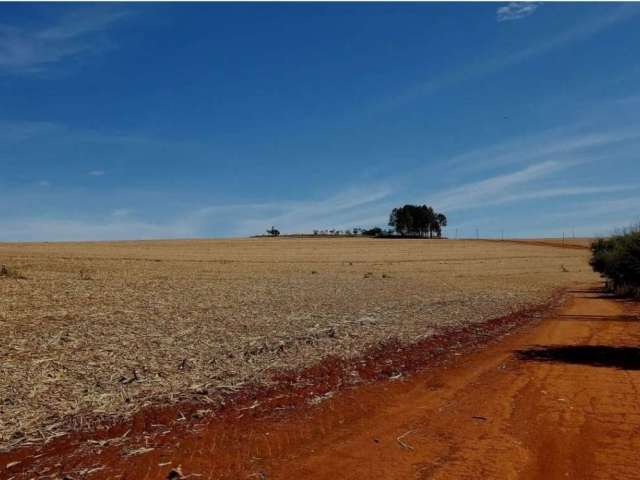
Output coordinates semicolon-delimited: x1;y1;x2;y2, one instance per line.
0;237;598;451
510;237;595;249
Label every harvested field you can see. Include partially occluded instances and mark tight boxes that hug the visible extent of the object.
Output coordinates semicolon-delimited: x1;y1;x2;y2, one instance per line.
510;237;595;249
0;238;597;451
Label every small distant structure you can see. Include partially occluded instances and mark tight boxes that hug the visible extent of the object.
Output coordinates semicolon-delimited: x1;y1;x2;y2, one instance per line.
266;226;280;237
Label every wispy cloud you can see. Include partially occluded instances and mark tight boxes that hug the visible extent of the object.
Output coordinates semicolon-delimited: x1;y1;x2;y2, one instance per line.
430;161;568;212
0;7;128;74
428;155;637;214
445;126;640;173
2;166;635;241
193;185;394;236
0;183;393;241
88;170;105;176
492;185;635;206
379;5;640;109
497;3;541;22
548;195;640;221
2;113;638;240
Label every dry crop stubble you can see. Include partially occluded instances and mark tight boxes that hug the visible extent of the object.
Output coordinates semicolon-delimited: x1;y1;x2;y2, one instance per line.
0;237;597;449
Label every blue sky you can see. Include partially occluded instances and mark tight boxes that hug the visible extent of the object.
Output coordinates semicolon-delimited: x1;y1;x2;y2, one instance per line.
1;2;640;241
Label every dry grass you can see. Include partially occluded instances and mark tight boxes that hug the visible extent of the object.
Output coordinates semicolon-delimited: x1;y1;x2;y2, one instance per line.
514;237;595;249
0;264;26;280
0;237;597;450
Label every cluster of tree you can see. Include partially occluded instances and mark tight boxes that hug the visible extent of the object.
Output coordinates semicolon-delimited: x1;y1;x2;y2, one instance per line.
266;205;447;239
388;205;447;238
590;225;640;296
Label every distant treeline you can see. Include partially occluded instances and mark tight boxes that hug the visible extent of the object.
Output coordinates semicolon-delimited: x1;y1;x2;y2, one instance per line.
265;204;448;239
590;225;640;296
311;227;390;237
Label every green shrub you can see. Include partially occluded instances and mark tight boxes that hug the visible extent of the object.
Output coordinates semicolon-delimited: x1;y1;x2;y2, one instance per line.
590;226;640;296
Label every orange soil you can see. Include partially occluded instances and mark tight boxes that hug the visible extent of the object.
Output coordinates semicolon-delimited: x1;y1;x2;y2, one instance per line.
3;286;640;479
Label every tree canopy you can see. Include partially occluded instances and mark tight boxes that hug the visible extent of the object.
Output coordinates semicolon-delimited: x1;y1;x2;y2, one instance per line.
388;205;447;238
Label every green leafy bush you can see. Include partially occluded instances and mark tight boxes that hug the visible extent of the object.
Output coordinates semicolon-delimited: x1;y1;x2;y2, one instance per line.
590;226;640;296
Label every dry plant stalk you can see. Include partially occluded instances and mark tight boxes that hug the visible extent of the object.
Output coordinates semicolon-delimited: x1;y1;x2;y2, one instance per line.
0;238;597;450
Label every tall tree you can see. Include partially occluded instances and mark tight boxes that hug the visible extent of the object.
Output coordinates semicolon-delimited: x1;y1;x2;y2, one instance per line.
434;213;447;238
388;205;447;237
389;206;413;236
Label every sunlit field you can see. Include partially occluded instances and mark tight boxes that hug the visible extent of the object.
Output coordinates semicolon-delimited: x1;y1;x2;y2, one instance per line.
0;237;597;449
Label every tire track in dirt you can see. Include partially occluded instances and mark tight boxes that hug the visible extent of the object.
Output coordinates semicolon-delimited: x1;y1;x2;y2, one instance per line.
3;285;640;479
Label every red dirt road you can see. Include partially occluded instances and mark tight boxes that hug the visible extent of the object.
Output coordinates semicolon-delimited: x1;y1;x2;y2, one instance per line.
3;286;640;479
266;287;640;480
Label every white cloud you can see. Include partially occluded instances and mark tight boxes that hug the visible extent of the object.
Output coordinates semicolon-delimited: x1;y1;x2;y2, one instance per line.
37;180;50;187
88;170;105;176
379;5;640;109
493;5;639;66
2;171;636;241
1;115;638;240
445;126;640;173
430;160;573;212
191;184;394;236
427;154;637;214
497;3;541;22
0;7;128;74
0;183;393;241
